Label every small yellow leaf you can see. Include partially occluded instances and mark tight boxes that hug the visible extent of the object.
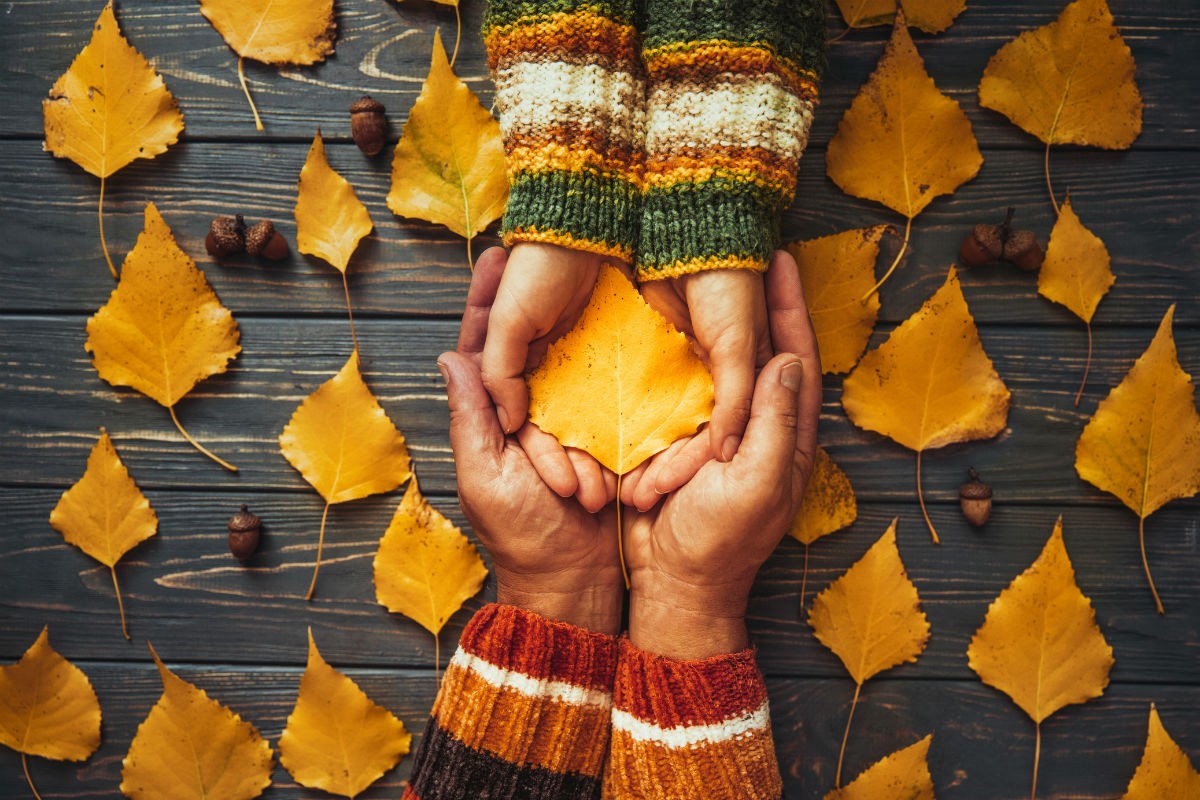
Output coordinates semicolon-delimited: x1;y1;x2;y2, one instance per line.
827;13;981;221
42;1;184;180
1122;705;1200;799
199;0;335;65
527;264;714;474
809;520;930;686
834;0;965;34
1039;195;1114;324
374;480;488;636
824;735;936;800
296;131;373;274
121;644;274;800
0;628;101;762
788;227;885;374
789;447;858;547
388;30;508;242
979;0;1142;149
279;630;411;798
967;517;1113;724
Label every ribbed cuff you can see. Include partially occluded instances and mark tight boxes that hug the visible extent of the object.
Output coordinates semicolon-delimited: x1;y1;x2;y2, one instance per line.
503;171;640;262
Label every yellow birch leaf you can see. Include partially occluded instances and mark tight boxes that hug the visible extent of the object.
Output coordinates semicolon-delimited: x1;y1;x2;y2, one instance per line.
296;130;373;274
834;0;965;34
374;480;488;637
788;227;886;374
279;630;411;798
1039;196;1114;325
824;735;935;800
0;628;101;800
279;348;413;599
388;30;508;251
1076;305;1200;614
978;0;1142;150
1122;705;1200;799
790;446;858;547
42;1;184;278
121;643;274;800
198;0;336;130
527;264;714;474
86;203;241;472
49;429;157;640
842;267;1010;542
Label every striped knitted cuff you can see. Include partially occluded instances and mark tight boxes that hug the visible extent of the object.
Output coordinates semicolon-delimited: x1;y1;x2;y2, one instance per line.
603;639;782;800
403;603;618;800
484;0;645;262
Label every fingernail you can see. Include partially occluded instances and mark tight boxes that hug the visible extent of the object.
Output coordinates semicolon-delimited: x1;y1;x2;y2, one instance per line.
436;360;450;386
780;361;803;392
498;407;512;433
721;435;741;462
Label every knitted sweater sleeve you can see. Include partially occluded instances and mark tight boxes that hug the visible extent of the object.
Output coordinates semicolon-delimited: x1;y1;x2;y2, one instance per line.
636;0;825;281
482;1;645;263
603;640;782;800
402;604;619;800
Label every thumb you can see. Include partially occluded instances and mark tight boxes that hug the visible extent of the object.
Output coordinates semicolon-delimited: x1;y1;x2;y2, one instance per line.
733;352;804;481
441;351;506;463
479;317;535;434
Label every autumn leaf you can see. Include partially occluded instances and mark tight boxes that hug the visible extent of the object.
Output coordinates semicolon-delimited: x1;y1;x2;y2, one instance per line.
49;429;158;640
833;0;965;34
967;517;1113;800
1122;705;1200;799
527;264;714;475
86;203;241;472
279;630;411;798
1076;305;1200;613
1039;194;1115;405
808;520;930;788
295;130;373;350
826;13;981;294
842;267;1010;543
388;29;508;267
788;227;886;374
121;643;274;800
0;628;101;800
823;735;935;800
280;348;412;600
978;0;1142;207
198;0;336;130
789;446;858;609
42;1;184;278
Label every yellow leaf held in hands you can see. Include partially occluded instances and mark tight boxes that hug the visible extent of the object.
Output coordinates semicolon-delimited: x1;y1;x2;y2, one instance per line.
1122;705;1200;799
388;30;508;268
789;446;858;609
279;630;412;798
49;429;158;640
834;0;965;34
826;13;981;294
1039;195;1115;405
527;264;714;475
280;349;412;600
978;0;1142;208
1076;305;1200;614
121;643;274;800
842;267;1010;543
823;735;936;800
0;628;102;800
86;203;241;472
295;130;374;350
198;0;336;130
808;520;929;789
967;517;1113;800
42;1;184;279
788;227;886;374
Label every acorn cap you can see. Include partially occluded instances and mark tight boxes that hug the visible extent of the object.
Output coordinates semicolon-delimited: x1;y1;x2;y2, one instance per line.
227;504;261;533
205;216;245;257
959;480;993;500
350;95;385;115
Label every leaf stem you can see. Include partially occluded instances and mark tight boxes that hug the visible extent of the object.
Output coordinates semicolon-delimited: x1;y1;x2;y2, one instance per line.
617;474;629;589
916;450;940;544
1139;515;1165;614
22;753;44;800
798;543;811;616
99;174;117;280
1044;141;1059;216
466;235;474;272
342;272;359;354
305;500;332;601
861;216;911;300
434;631;442;691
168;405;238;472
450;3;462;67
1030;721;1041;800
111;565;130;640
835;681;863;789
1073;321;1093;407
237;55;264;132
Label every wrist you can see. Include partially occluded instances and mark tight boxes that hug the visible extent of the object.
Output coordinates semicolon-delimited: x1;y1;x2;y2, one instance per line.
627;570;752;660
495;566;624;636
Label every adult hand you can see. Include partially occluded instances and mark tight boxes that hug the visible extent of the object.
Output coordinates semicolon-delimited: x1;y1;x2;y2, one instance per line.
623;251;821;658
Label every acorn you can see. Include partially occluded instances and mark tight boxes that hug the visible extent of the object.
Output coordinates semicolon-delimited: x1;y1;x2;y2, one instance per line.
244;220;289;260
959;467;993;527
958;223;1004;267
205;215;245;257
227;504;261;561
1001;228;1044;272
349;95;388;157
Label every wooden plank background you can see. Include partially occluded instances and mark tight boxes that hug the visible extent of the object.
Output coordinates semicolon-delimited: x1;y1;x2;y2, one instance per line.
1;1;1197;798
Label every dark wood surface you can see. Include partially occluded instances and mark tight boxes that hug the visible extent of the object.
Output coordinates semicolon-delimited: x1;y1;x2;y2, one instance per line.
1;1;1197;798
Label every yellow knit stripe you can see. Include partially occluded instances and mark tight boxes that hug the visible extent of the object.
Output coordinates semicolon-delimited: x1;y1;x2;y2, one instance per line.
506;227;635;263
643;40;820;100
506;142;638;182
484;10;639;65
641;158;794;195
638;254;765;281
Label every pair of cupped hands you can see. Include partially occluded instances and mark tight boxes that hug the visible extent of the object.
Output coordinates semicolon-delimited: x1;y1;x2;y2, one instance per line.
438;243;821;658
